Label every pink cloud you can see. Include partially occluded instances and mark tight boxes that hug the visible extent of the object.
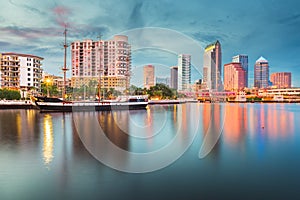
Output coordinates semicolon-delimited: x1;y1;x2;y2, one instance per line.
53;5;72;28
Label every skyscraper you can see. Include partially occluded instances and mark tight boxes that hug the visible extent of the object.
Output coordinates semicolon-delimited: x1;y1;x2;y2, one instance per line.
178;54;191;91
156;76;170;86
143;65;155;89
224;62;246;91
170;66;178;90
203;40;223;91
71;35;131;91
270;72;291;88
232;55;248;87
254;56;269;88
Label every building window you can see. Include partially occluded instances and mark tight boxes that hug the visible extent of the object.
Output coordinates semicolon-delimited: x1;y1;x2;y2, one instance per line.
28;73;31;76
28;78;31;81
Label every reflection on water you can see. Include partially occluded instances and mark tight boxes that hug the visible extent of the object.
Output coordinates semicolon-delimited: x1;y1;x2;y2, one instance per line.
223;104;295;147
0;104;300;199
199;103;225;158
43;114;54;166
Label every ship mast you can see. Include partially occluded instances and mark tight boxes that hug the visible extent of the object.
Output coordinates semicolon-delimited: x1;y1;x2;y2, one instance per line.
62;27;69;100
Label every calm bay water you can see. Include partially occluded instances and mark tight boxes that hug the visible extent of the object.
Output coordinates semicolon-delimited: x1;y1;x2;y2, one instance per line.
0;103;300;199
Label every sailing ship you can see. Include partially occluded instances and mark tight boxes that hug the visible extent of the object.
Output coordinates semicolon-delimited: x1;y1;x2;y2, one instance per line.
33;28;148;112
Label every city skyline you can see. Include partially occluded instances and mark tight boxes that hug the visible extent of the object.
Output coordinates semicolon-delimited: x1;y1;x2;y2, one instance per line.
0;1;299;87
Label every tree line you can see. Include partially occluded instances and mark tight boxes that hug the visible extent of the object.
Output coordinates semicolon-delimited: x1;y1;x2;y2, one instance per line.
0;89;21;100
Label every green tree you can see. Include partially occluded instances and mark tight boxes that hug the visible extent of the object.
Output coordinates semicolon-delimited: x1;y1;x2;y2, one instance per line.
147;84;176;99
0;89;21;100
41;83;59;97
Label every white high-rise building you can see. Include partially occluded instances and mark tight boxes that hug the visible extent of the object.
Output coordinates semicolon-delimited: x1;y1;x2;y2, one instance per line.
71;35;131;91
177;54;191;91
0;53;43;91
232;55;248;87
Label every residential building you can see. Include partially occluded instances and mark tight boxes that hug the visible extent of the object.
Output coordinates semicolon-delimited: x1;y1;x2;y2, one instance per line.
178;54;191;91
143;65;155;89
203;40;223;91
270;72;291;88
0;52;43;92
224;62;246;91
232;54;248;87
170;66;178;90
254;56;269;88
71;35;131;92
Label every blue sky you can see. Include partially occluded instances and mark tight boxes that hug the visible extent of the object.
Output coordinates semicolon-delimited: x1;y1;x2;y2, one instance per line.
1;0;300;87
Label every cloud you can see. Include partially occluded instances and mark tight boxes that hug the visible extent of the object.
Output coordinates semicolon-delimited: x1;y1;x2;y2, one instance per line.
277;13;300;25
0;26;57;38
0;41;12;48
52;5;72;27
1;0;300;86
127;2;144;28
8;0;47;16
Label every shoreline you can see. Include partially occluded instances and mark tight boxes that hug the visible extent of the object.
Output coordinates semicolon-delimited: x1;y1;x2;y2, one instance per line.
1;99;300;110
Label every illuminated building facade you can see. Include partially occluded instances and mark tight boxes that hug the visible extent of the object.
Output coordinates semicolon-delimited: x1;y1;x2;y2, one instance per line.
203;41;223;91
270;72;291;88
232;54;248;87
224;62;246;91
71;35;131;92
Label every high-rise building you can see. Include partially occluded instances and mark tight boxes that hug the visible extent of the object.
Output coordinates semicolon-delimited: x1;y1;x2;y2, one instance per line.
224;62;246;91
170;66;178;90
156;76;170;86
254;56;269;88
270;72;291;88
203;40;223;91
178;54;191;91
0;52;43;91
232;55;248;87
71;35;131;92
143;65;155;89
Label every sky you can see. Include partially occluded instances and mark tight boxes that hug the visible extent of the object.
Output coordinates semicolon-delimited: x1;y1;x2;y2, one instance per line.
0;0;300;87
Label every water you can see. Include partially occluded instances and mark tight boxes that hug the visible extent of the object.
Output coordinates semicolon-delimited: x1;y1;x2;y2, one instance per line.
0;103;300;199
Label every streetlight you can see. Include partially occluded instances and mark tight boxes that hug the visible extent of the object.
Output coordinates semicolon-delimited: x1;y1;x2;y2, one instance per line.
45;78;51;97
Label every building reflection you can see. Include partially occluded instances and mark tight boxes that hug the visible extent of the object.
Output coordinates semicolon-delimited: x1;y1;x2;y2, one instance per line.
73;111;129;151
266;104;294;139
223;104;295;146
43;114;54;166
0;110;40;147
200;103;223;159
223;104;248;146
102;111;129;151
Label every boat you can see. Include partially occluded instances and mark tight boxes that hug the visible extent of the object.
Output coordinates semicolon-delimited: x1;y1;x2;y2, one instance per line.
32;28;148;112
0;100;35;109
33;96;148;112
